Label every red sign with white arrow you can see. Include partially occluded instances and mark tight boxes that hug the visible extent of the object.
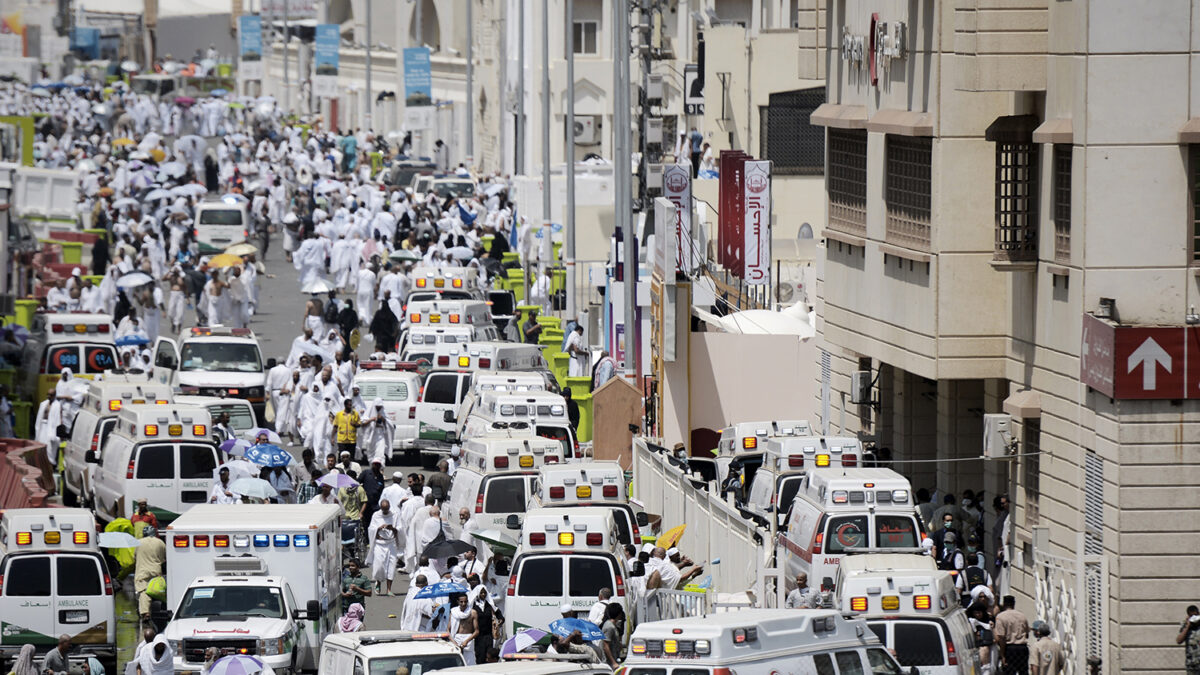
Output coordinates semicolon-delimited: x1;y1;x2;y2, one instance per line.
1081;315;1200;399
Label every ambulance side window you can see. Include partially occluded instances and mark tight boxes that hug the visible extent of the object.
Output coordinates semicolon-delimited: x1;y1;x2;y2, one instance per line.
812;653;836;675
516;557;563;596
353;657;365;675
834;651;865;675
57;556;102;596
5;556;51;596
135;445;174;479
866;649;903;675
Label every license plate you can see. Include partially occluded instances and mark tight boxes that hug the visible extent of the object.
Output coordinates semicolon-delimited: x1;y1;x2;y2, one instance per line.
62;610;88;623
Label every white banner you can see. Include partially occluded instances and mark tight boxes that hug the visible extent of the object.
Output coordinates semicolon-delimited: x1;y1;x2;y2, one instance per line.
743;160;771;285
662;164;694;275
653;197;677;281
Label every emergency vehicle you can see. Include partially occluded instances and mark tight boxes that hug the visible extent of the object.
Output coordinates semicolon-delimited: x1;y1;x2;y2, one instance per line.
173;395;258;440
398;325;490;362
194;198;251;255
446;435;565;534
434;656;610;675
624;608;907;675
406;266;484;303
432;341;548;373
0;509;115;670
24;312;120;403
318;631;465;675
458;391;578;459
152;326;267;422
705;420;814;501
530;462;648;546
353;363;423;460
91;404;219;523
835;554;980;675
743;436;864;528
471;371;555;394
62;376;174;508
403;299;492;331
505;508;628;636
776;468;923;594
163;504;342;674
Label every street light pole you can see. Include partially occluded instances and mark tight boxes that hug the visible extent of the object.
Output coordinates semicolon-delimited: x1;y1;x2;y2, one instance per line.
516;0;525;174
614;0;635;375
283;0;290;112
466;0;474;162
540;0;552;282
565;0;576;321
365;0;372;130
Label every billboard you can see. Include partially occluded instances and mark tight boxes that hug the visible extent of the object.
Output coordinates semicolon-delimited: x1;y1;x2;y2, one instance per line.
404;47;433;106
719;151;747;275
684;63;703;115
238;15;263;80
662;164;694;275
260;0;317;20
742;160;771;285
313;23;339;98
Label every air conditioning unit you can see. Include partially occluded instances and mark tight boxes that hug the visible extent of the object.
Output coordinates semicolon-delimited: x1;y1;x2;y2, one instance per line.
647;74;664;103
573;115;600;145
647;117;664;146
646;163;664;190
983;413;1015;458
850;370;871;404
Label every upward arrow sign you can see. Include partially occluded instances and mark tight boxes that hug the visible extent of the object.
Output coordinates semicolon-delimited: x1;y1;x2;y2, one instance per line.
1127;337;1173;390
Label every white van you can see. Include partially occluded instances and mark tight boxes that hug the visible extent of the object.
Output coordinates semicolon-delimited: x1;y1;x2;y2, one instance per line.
404;299;493;331
505;508;627;635
23;312;120;403
92;404;220;524
836;554;980;675
625;608;909;675
353;364;422;460
470;371;553;394
173;395;258;440
705;420;815;501
434;657;609;675
63;377;174;508
433;341;547;373
153;326;267;423
194;198;250;255
777;468;922;593
446;436;564;533
0;509;115;670
459;391;578;460
530;462;646;546
744;436;864;528
319;631;466;675
407;266;484;303
399;325;478;362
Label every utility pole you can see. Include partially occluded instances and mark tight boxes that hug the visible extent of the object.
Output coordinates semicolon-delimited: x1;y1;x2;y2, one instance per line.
516;0;525;174
614;0;635;375
540;0;551;280
466;0;474;162
283;0;290;112
564;0;576;321
365;0;372;130
416;0;423;50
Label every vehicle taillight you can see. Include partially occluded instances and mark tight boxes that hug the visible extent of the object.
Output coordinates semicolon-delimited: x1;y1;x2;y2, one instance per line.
494;456;509;469
51;323;64;333
408;406;416;419
507;573;517;596
549;486;565;499
742;437;757;450
126;459;135;479
97;324;110;333
850;597;868;611
545;456;560;464
214;535;230;547
73;531;89;545
437;356;449;366
530;532;546;545
193;535;210;548
842;454;857;467
478;358;491;368
586;533;602;546
475;492;484;514
946;639;958;665
615;574;626;597
788;456;804;467
914;595;932;610
103;571;113;596
90;433;99;453
713;668;732;675
0;573;5;594
173;535;189;548
813;531;824;555
632;522;642;544
602;485;619;497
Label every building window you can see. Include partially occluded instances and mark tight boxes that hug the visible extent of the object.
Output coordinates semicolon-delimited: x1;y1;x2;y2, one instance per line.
1053;145;1071;264
757;88;825;176
994;141;1039;262
1023;419;1041;528
1084;449;1103;555
573;21;598;54
828;129;867;235
1192;145;1200;263
885;136;932;250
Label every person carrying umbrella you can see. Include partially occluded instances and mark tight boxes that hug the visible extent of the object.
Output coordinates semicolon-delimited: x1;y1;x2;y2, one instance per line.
209;467;239;504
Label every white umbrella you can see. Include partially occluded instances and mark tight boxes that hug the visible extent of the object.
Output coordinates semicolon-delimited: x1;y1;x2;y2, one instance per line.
301;277;335;294
112;197;138;209
222;192;249;203
30;88;50;97
172;184;208;197
120;60;140;73
230;477;277;500
63;73;84;86
129;150;151;161
144;188;171;201
447;246;475;261
314;179;342;195
161;161;187;177
115;272;154;289
98;531;140;548
214;459;258;483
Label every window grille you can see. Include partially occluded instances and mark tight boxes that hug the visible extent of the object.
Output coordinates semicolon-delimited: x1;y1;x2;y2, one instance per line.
1053;145;1071;263
758;88;825;176
828;129;867;235
885;136;932;250
994;141;1039;262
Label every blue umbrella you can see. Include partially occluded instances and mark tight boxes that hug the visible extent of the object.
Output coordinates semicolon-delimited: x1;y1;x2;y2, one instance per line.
413;581;469;600
210;88;229;97
115;334;150;346
242;443;293;467
549;618;605;642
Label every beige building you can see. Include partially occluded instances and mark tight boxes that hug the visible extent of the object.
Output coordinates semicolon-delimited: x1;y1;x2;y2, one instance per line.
814;1;1200;672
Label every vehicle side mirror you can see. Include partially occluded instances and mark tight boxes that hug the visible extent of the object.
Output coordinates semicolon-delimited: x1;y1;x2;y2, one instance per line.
85;450;98;464
821;576;835;592
635;512;649;527
443;410;456;423
306;599;321;620
164;610;173;622
505;514;521;530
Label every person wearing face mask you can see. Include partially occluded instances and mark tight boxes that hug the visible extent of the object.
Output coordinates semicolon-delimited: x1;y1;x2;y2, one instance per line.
957;535;994;607
937;531;966;574
932;512;959;560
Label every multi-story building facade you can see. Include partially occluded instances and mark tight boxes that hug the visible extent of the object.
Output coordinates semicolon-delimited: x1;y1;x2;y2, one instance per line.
815;1;1200;672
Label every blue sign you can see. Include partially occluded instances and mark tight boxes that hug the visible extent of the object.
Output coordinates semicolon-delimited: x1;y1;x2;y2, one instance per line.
313;24;340;97
238;15;263;79
403;47;433;106
70;27;100;60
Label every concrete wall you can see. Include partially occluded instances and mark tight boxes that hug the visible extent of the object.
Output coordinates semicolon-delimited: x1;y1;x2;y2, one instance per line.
159;13;236;63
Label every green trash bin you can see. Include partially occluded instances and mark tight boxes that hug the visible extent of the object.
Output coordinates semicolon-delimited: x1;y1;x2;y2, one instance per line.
553;241;563;262
507;275;526;303
13;400;31;439
42;239;83;265
551;269;565;295
536;316;562;331
0;368;14;393
370;152;383;174
15;299;39;328
547;352;570;388
564;377;594;443
217;63;233;78
83;228;108;242
502;252;521;265
481;234;494;250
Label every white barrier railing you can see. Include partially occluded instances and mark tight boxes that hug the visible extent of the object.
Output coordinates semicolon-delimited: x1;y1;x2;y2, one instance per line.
636;588;710;624
631;437;771;594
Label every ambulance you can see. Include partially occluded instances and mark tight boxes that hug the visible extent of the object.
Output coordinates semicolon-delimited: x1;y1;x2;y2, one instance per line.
0;509;116;670
162;504;342;675
173;395;259;440
434;656;609;675
835;554;980;675
776;468;923;593
403;299;493;331
743;436;864;528
624;608;909;675
24;312;120;403
505;508;628;636
406;266;484;303
471;371;555;394
530;462;647;546
91;404;219;524
62;376;174;508
431;341;548;373
458;391;578;459
318;631;465;675
708;420;815;502
398;325;481;362
446;435;564;533
152;326;267;422
352;363;423;460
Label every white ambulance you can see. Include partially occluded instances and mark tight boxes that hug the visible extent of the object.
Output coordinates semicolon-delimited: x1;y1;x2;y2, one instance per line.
352;363;423;459
446;435;564;533
63;377;174;508
776;468;923;593
398;325;478;362
434;656;610;675
470;371;554;394
162;504;342;674
744;436;864;528
403;299;493;331
0;509;115;670
152;326;268;423
505;508;628;636
458;391;578;460
91;404;219;524
530;462;647;546
24;312;120;403
624;608;909;675
432;341;548;373
407;266;484;302
318;631;466;675
708;420;815;501
836;554;980;675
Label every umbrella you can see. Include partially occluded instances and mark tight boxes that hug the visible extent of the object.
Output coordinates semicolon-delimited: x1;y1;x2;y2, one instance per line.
111;138;135;147
359;239;383;262
98;531;140;548
229;133;249;144
144;188;171;201
318;472;359;489
116;272;154;289
120;60;140;73
172;183;208;197
149;148;165;163
225;242;259;256
447;246;475;262
658;524;687;550
500;629;550;656
215;459;258;482
548;618;605;642
115;335;150;347
161;161;187;177
301;277;335;294
129;151;151;161
207;253;245;268
470;529;518;554
222;193;250;203
112;197;138;209
230;477;278;500
30;87;50;97
314;179;342;195
298;341;336;365
243;428;282;444
421;536;475;559
175;96;196;106
389;249;423;262
208;654;274;675
63;73;84;86
4;324;29;346
413;581;469;600
243;443;293;468
219;438;252;455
